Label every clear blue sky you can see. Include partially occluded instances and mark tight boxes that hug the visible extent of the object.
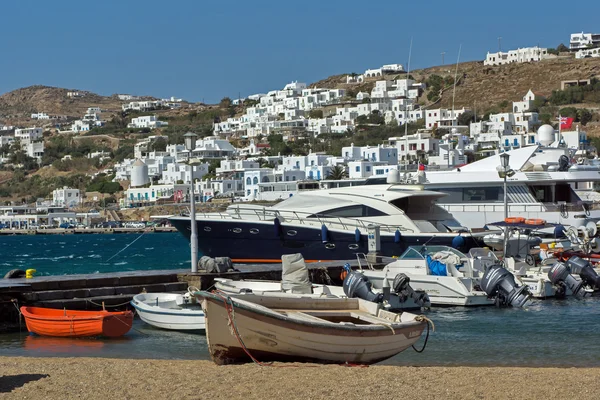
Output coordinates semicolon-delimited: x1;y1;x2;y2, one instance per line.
1;0;598;103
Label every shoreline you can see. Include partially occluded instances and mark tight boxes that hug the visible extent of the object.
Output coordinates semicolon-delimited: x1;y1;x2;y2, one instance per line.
1;357;599;399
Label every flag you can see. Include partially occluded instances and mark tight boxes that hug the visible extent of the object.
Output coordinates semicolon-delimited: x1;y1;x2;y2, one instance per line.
560;116;574;130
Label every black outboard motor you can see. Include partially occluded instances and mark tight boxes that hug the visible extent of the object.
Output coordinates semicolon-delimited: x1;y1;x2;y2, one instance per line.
392;273;430;308
547;263;587;298
566;256;600;290
557;155;570;172
480;265;530;307
343;270;383;303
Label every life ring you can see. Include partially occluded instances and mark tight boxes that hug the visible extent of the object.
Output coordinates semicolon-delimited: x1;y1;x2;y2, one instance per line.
504;217;525;224
524;218;546;225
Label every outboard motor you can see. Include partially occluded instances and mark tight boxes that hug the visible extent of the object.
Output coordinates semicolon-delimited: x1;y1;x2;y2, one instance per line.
342;268;383;303
566;256;600;290
392;273;430;308
480;265;530;307
547;263;587;298
557;155;570;172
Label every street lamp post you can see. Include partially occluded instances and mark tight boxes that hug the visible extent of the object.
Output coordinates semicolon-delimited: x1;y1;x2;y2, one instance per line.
184;132;198;273
499;152;511;262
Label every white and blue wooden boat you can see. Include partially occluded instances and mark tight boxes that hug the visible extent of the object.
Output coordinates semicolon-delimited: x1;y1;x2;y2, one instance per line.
130;291;205;331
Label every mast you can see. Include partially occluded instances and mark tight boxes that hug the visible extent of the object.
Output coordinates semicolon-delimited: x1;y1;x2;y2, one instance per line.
404;37;413;170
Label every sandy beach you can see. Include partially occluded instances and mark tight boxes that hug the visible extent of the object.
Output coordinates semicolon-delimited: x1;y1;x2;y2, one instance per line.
1;357;599;400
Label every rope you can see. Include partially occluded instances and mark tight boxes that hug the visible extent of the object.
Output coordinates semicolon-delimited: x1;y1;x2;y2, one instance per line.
86;299;133;308
213;291;274;367
412;315;435;353
106;231;147;262
374;322;396;335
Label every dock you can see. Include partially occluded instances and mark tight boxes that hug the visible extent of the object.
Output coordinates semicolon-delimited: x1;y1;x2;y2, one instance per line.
0;261;349;332
0;226;177;235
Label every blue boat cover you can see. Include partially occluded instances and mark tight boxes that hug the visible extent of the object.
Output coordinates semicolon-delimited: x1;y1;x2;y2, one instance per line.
426;255;448;276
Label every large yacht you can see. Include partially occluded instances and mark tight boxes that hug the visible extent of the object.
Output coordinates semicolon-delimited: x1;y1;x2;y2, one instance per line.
322;145;600;230
169;185;484;262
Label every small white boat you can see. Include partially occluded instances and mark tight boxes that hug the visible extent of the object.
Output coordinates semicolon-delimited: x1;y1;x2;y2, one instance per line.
214;253;430;311
130;290;205;331
196;290;429;365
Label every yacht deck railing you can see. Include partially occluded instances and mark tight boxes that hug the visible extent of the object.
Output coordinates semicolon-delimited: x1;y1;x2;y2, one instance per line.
191;205;418;234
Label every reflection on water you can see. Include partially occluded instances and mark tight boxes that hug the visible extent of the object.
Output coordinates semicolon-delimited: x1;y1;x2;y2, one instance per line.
3;298;600;366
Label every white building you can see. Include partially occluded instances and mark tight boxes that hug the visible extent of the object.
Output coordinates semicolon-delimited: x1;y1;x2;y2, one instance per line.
71;120;91;132
31;112;50;120
576;48;600;59
389;133;439;162
52;187;80;208
189;136;237;159
67;91;84;98
128;115;168;129
570;32;600;50
484;46;555;66
243;168;275;198
15;127;43;142
124;183;188;207
122;100;164;112
160;162;209;185
425;108;469;129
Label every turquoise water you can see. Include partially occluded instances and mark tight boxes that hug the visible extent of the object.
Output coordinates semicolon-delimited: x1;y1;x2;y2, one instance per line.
2;297;600;366
2;233;600;366
0;233;190;277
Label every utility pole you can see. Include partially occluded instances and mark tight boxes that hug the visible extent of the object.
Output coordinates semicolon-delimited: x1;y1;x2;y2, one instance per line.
498;37;502;52
441;52;445;65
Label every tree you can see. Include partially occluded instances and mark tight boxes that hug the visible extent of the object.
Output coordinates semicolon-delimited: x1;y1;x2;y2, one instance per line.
150;137;167;152
457;110;475;126
308;109;324;119
326;165;347;180
219;97;232;108
578;108;593;126
556;43;568;52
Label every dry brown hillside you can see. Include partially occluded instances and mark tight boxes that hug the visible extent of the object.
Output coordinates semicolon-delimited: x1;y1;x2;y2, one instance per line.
0;85;123;123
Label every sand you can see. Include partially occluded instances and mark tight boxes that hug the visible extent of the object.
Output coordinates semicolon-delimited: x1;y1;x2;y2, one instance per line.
1;357;599;400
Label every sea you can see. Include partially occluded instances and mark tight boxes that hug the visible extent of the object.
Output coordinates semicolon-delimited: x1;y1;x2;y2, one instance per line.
2;233;600;367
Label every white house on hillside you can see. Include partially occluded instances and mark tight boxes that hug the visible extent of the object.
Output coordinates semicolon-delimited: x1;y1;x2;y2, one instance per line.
484;46;555;66
128;116;168;129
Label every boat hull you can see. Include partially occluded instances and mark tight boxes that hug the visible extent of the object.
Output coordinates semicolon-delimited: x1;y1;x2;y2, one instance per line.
170;218;481;262
20;306;133;338
200;293;425;365
130;293;205;331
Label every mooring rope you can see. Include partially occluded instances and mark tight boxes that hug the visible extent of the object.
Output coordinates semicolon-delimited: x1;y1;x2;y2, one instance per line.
106;231;147;262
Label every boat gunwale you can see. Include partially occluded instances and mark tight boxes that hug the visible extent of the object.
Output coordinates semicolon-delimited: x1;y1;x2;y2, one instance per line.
20;306;132;322
197;291;424;334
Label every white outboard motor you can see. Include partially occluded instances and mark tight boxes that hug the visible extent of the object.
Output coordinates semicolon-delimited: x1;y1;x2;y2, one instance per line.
566;256;600;290
547;263;587;298
480;265;530;307
392;273;430;308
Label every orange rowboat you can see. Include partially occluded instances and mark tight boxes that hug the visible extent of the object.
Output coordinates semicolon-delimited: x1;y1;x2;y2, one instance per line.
20;306;133;338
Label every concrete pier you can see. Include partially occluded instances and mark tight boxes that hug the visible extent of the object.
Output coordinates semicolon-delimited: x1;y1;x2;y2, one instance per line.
0;261;350;332
0;226;177;235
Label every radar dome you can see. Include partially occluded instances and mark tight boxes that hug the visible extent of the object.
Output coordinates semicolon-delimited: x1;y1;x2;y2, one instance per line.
537;124;555;146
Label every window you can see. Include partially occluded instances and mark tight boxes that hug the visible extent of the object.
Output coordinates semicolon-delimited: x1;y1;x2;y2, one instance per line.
309;205;387;218
246;177;251;185
462;188;503;202
355;166;360;172
253;177;258;184
247;190;251;196
421;143;425;150
401;145;405;151
366;166;371;172
376;170;384;175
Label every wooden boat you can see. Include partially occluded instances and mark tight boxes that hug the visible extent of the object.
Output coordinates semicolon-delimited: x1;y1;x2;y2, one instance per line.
196;290;430;365
130;292;205;331
20;306;133;338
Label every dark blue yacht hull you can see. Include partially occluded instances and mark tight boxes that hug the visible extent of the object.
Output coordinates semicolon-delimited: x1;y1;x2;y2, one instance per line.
169;218;482;262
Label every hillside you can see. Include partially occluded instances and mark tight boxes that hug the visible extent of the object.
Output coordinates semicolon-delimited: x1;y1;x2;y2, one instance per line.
0;85;124;124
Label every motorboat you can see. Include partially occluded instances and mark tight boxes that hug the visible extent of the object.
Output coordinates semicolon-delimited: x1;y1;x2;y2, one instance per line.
20;306;133;338
170;184;485;263
214;253;430;311
359;246;530;307
195;290;430;365
130;290;205;331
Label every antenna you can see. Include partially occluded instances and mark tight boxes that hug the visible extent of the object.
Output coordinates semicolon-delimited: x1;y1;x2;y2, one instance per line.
404;37;413;171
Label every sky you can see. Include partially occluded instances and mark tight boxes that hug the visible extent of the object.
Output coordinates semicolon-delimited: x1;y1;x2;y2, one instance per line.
1;0;599;103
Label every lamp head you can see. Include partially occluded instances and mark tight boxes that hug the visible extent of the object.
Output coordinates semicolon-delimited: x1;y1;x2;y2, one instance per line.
183;132;197;151
499;152;510;169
